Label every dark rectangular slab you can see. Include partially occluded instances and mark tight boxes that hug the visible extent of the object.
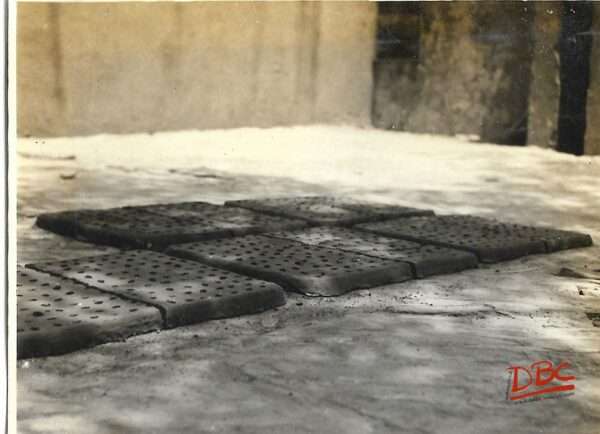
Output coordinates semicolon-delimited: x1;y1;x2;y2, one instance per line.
17;266;163;359
135;201;308;233
264;227;478;278
166;235;413;296
496;224;593;252
28;250;287;328
36;202;307;249
225;196;433;225
356;215;552;263
36;207;186;249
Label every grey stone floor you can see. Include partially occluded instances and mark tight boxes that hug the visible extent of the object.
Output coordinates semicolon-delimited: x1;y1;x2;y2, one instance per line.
16;127;600;434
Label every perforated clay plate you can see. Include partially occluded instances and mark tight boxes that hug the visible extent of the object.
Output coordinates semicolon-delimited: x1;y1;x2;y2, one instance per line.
356;215;551;263
264;227;478;278
135;201;308;235
166;235;413;296
36;203;307;250
225;196;433;225
496;223;592;252
37;207;210;249
28;250;286;328
17;265;162;359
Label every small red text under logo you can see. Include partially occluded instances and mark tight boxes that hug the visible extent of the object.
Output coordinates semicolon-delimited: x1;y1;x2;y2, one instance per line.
506;360;575;402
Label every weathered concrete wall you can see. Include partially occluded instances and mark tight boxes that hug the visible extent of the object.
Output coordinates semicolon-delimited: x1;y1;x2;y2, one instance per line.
371;4;422;131
17;2;376;137
372;59;421;131
585;3;600;155
476;4;533;145
373;2;532;144
527;3;562;149
17;4;66;136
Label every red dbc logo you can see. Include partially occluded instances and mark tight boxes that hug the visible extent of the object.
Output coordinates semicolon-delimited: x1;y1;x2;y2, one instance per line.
506;360;575;401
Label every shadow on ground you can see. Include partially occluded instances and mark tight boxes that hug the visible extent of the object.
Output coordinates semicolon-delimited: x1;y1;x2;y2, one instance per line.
16;129;600;434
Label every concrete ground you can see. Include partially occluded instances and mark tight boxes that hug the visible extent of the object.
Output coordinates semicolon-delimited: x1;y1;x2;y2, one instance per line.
16;126;600;434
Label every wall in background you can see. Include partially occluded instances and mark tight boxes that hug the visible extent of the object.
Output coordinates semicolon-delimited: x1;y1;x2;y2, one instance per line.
585;3;600;155
527;2;562;150
527;2;600;156
372;2;533;145
371;3;422;132
17;2;376;137
17;2;600;155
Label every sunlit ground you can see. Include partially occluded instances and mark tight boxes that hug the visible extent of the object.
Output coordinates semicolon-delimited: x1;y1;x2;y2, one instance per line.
16;126;600;434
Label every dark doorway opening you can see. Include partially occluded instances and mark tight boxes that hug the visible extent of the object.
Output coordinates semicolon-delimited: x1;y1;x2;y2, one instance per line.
557;2;594;156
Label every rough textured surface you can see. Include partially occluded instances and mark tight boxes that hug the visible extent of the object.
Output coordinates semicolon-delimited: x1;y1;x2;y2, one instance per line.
357;215;591;263
28;250;287;328
16;127;600;434
506;224;593;253
17;266;162;359
36;207;198;250
527;2;562;149
225;196;432;225
371;3;422;131
585;2;600;155
167;235;413;297
135;201;307;234
18;2;600;155
372;58;421;131
357;215;545;263
36;202;306;250
374;3;532;143
17;2;375;137
265;226;478;278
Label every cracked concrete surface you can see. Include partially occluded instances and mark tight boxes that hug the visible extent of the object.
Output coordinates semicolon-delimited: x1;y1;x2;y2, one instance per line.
16;126;600;433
